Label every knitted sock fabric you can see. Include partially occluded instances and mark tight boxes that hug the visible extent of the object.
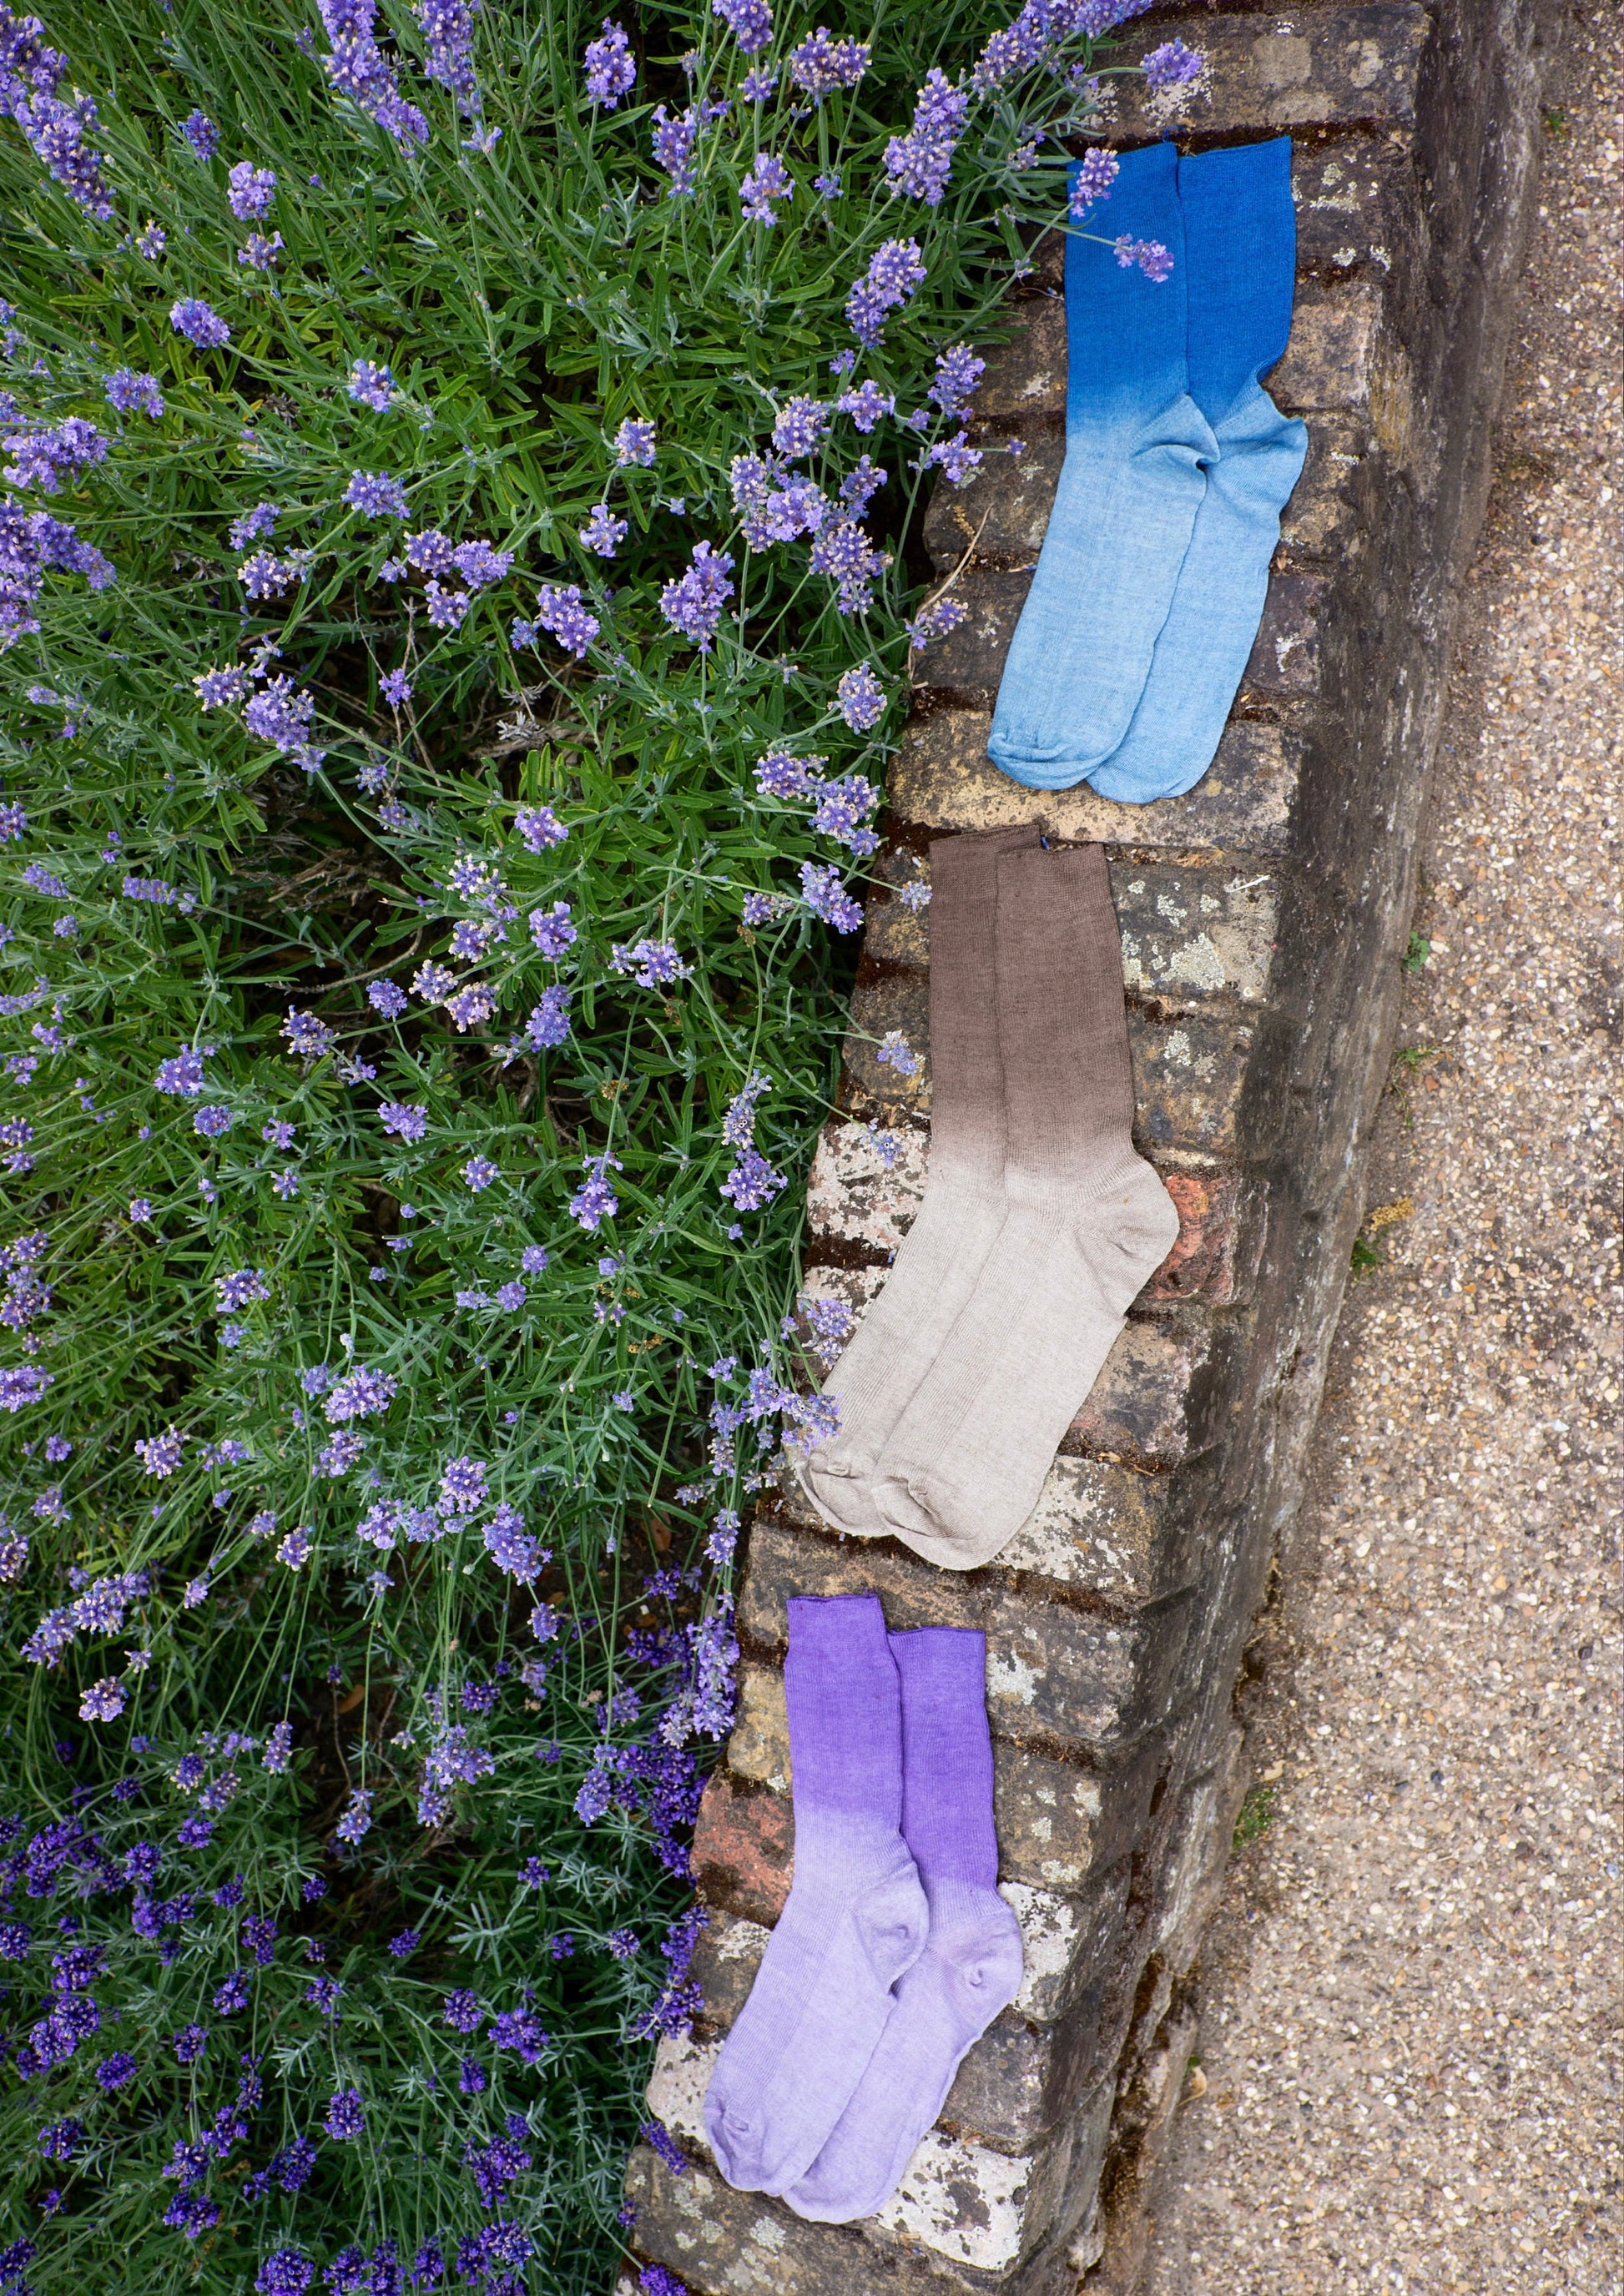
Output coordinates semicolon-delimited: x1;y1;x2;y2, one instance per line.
784;1626;1022;2224
1089;137;1308;804
872;844;1178;1568
703;1595;927;2195
986;142;1216;790
799;826;1040;1534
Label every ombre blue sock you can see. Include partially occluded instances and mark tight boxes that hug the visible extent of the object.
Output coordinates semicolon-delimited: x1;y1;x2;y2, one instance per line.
1087;138;1308;806
986;143;1215;791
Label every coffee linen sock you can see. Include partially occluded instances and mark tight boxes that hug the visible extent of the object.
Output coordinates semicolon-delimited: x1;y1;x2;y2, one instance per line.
986;142;1217;790
704;1594;928;2195
799;826;1039;1534
784;1626;1023;2224
1089;137;1308;804
873;844;1178;1568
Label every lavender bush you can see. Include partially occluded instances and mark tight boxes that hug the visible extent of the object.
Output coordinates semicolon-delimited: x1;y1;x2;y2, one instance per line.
0;0;1191;2286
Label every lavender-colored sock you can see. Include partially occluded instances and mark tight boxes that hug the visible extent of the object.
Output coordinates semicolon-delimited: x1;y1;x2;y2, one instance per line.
704;1594;929;2196
783;1627;1023;2224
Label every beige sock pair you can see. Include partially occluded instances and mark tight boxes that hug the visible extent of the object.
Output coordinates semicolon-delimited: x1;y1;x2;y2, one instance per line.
800;830;1179;1572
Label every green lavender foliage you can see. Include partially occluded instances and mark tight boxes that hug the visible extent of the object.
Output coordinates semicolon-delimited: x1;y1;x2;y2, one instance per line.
0;0;1149;2286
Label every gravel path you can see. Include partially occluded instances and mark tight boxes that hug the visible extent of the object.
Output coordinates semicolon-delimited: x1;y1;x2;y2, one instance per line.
1142;21;1621;2296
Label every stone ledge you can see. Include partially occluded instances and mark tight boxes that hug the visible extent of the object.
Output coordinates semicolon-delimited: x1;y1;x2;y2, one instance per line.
1113;3;1430;139
887;711;1304;856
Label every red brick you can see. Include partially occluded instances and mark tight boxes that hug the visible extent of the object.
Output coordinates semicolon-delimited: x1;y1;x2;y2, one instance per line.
689;1772;790;1923
1145;1172;1261;1307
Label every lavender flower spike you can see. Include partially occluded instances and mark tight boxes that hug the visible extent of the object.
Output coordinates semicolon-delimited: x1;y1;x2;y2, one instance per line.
583;18;635;108
316;0;430;144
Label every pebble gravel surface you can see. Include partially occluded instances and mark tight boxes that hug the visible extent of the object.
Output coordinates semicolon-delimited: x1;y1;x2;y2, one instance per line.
1143;18;1621;2296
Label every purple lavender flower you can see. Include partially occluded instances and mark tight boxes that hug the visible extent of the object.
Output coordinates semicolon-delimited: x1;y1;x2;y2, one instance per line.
883;67;968;205
799;859;863;932
835;662;885;730
754;749;820;798
845;237;926;346
567;1151;622;1231
711;0;771;52
347;356;395;410
524;986;571;1048
439;1454;488;1513
325;1366;398;1421
134;1427;183;1477
578;501;627;556
739;149;792;225
1142;37;1204;90
237;229;284;270
809;516;885;613
416;0;482;118
97;2050;137;2089
169;299;231;350
514;803;567;849
316;0;429;144
3;415;108;492
78;1677;125;1721
193;1103;234;1137
610;937;688;988
650;102;698;195
528;900;576;957
104;369;164;418
583;17;635;106
461;1155;498;1191
741;65;777;99
613;415;656;466
181;108;219;158
323;2086;366;2138
835;380;894;433
788;26;869;94
245;677;324;770
445;982;496;1031
658;540;733;650
344;469;410;519
226;160;276;218
368;979;409;1020
256;2252;314;2296
0;11;111;217
876;1027;919;1075
719;1147;784;1211
1069;147;1118;215
809;771;878;852
1116;234;1174;282
526;581;598;657
771;396;828;459
906;593;966;649
281;1006;335;1058
154;1044;205;1095
275;1525;312;1568
930;343;986;417
134;218;165;255
922;430;983;486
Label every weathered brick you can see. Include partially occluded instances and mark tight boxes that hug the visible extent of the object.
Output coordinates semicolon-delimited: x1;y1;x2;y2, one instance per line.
842;973;929;1116
737;1517;1195;1750
1143;1171;1263;1309
1130;1010;1259;1161
778;1448;1193;1609
1152;1726;1251;1978
624;2144;986;2296
1291;132;1416;279
1114;864;1279;1010
913;567;1029;703
888;708;1304;858
804;1115;928;1254
860;846;933;968
1238;571;1329;698
922;430;1062;573
690;1770;792;1921
1269;279;1384;413
724;1665;1161;1893
1279;416;1370;559
969;295;1066;427
1113;3;1429;138
1062;1316;1226;1473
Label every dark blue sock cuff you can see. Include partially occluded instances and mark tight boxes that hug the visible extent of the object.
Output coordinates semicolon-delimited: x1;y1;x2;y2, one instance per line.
1178;135;1299;419
1063;140;1188;423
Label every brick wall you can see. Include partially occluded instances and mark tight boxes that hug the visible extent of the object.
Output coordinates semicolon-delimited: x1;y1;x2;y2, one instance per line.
623;0;1560;2287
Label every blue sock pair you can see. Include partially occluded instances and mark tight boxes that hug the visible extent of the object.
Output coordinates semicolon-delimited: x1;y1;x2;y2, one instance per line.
986;138;1307;804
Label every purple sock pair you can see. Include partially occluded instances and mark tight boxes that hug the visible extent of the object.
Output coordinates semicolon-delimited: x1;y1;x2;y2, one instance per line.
703;1594;1023;2221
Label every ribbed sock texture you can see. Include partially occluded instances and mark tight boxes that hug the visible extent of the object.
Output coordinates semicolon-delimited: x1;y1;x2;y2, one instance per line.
873;845;1179;1568
1090;136;1308;804
784;1628;1022;2223
799;827;1039;1534
703;1594;927;2195
986;143;1216;790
